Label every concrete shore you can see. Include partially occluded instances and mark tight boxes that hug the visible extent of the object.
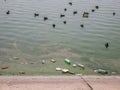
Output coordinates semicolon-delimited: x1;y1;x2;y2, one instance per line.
0;76;120;90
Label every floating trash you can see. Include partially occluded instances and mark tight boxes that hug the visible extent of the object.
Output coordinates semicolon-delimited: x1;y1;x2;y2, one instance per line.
75;73;82;76
111;72;116;75
65;58;71;65
72;64;77;67
1;66;8;69
94;69;108;74
42;60;45;64
62;69;69;73
77;63;85;69
51;59;56;63
56;67;62;71
19;71;25;74
13;57;19;60
68;71;75;74
30;62;34;64
83;12;89;18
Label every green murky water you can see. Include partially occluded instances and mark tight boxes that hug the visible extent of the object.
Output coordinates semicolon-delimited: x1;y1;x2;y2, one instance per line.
0;0;120;75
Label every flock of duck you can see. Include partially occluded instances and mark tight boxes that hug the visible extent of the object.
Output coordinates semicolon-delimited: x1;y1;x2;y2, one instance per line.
4;0;116;48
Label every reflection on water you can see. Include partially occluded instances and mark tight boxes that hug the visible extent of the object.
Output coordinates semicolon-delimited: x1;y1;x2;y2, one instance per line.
0;0;120;74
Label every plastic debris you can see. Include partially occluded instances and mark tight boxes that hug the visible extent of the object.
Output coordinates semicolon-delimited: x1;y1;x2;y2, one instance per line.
51;59;56;63
75;74;82;76
62;69;69;73
42;60;45;64
83;12;89;18
19;71;25;74
94;69;108;74
77;63;85;69
13;57;19;60
1;66;8;69
56;67;62;71
65;58;71;65
72;64;77;67
68;71;75;74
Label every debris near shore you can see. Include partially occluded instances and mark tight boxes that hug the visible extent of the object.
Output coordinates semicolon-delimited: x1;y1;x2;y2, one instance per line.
1;66;8;69
94;69;108;74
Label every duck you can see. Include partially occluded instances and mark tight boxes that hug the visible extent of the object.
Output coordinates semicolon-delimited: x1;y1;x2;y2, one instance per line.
80;24;84;28
52;24;56;28
91;9;95;12
113;12;116;16
44;17;48;21
95;6;99;9
105;42;109;48
64;8;67;11
63;21;67;24
73;11;77;15
60;14;65;18
6;10;10;15
34;13;39;17
69;2;72;6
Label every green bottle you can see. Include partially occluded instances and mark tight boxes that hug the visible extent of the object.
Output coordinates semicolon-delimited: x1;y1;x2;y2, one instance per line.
65;58;71;65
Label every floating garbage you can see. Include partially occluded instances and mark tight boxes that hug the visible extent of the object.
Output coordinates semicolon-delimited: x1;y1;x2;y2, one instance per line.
30;62;34;64
1;66;8;69
42;60;45;64
72;64;77;67
65;58;71;65
68;71;75;74
111;72;116;75
51;59;56;63
56;67;62;71
62;69;69;73
94;69;108;74
75;73;82;76
19;71;25;74
83;12;89;18
13;57;19;60
77;63;85;69
19;61;27;64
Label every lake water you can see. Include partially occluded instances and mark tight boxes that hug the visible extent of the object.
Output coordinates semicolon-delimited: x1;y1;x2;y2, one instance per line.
0;0;120;74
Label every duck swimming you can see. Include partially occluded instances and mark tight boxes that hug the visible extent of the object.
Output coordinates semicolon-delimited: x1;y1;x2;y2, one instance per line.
63;21;67;24
52;24;56;28
80;24;84;28
34;13;39;17
60;14;65;18
6;10;10;15
73;11;77;15
91;9;95;12
69;2;72;6
64;8;67;11
105;42;109;48
113;12;116;16
44;17;48;21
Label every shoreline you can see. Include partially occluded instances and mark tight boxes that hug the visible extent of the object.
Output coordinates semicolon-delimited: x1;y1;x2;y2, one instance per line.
0;76;120;90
